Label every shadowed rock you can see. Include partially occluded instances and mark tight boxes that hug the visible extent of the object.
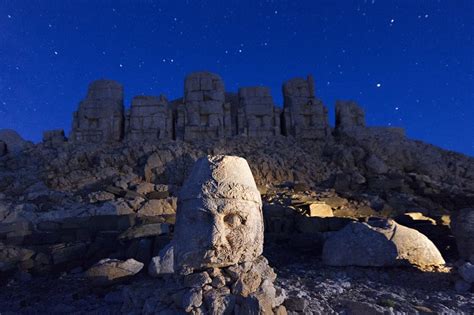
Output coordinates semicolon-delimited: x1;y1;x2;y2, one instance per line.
237;86;281;137
323;218;445;267
282;75;330;139
126;95;172;141
71;79;124;143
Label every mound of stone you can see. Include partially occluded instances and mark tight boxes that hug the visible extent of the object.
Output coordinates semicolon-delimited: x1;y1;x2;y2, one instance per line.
322;218;445;267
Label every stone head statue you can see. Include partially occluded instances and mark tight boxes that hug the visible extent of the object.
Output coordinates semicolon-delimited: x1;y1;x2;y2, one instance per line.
174;155;264;273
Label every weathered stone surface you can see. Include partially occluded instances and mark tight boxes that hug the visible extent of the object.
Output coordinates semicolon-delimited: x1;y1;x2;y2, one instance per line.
126;95;172;141
458;262;474;284
119;223;169;240
335;100;365;131
43;129;66;147
178;72;231;140
282;75;330;139
85;258;143;286
308;202;334;217
174;155;263;272
148;243;174;277
71;79;124;143
137;198;176;216
0;129;32;154
323;219;445;267
451;208;474;260
237;86;280;137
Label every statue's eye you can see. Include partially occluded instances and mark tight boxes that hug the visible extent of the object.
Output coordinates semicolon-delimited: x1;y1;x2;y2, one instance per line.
224;213;244;227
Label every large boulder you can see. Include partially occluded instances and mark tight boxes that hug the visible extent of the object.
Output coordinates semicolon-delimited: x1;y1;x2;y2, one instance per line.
174;155;264;273
451;208;474;260
322;219;445;267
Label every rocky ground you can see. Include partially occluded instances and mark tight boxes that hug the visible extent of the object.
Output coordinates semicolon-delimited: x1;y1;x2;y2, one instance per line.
1;127;474;314
1;246;473;315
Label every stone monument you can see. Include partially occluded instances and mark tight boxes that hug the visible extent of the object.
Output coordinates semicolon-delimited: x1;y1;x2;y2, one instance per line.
147;155;286;314
282;75;330;139
178;72;232;141
71;79;124;143
335;100;366;131
126;95;172;141
237;87;281;137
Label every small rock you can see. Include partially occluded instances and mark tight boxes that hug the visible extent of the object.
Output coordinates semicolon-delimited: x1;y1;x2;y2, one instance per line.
184;271;212;288
284;297;308;312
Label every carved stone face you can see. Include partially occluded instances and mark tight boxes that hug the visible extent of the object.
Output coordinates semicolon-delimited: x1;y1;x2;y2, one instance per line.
174;155;264;272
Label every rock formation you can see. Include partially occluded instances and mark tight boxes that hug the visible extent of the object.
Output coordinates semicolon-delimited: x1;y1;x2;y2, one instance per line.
281;75;330;139
125;95;172;141
335;100;366;131
322;218;445;267
177;72;232;141
71;79;124;143
42;129;66;148
0;129;32;154
237;87;281;137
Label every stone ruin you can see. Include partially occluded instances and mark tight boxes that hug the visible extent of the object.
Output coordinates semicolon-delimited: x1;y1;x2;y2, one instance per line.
67;71;376;146
125;95;173;141
281;75;330;139
177;72;232;141
237;87;281;137
70;79;124;143
335;100;366;131
42;129;66;148
141;155;286;313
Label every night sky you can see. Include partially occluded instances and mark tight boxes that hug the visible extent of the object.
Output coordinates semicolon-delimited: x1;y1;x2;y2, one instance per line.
1;1;473;156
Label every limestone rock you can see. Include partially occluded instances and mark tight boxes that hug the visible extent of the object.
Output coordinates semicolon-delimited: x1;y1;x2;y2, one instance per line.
174;155;264;272
148;243;174;277
126;95;172;141
308;202;334;217
43;129;66;147
322;219;445;267
451;208;474;260
335;100;365;131
71;79;124;143
282;75;330;139
237;86;280;137
85;258;143;286
0;129;32;154
178;72;231;141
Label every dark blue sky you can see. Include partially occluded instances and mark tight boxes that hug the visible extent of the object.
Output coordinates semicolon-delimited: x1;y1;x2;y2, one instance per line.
1;1;473;156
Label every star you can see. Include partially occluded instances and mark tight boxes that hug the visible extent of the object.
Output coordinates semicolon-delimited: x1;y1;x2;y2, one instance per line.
119;63;123;68
376;83;381;88
54;51;58;55
395;106;399;110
